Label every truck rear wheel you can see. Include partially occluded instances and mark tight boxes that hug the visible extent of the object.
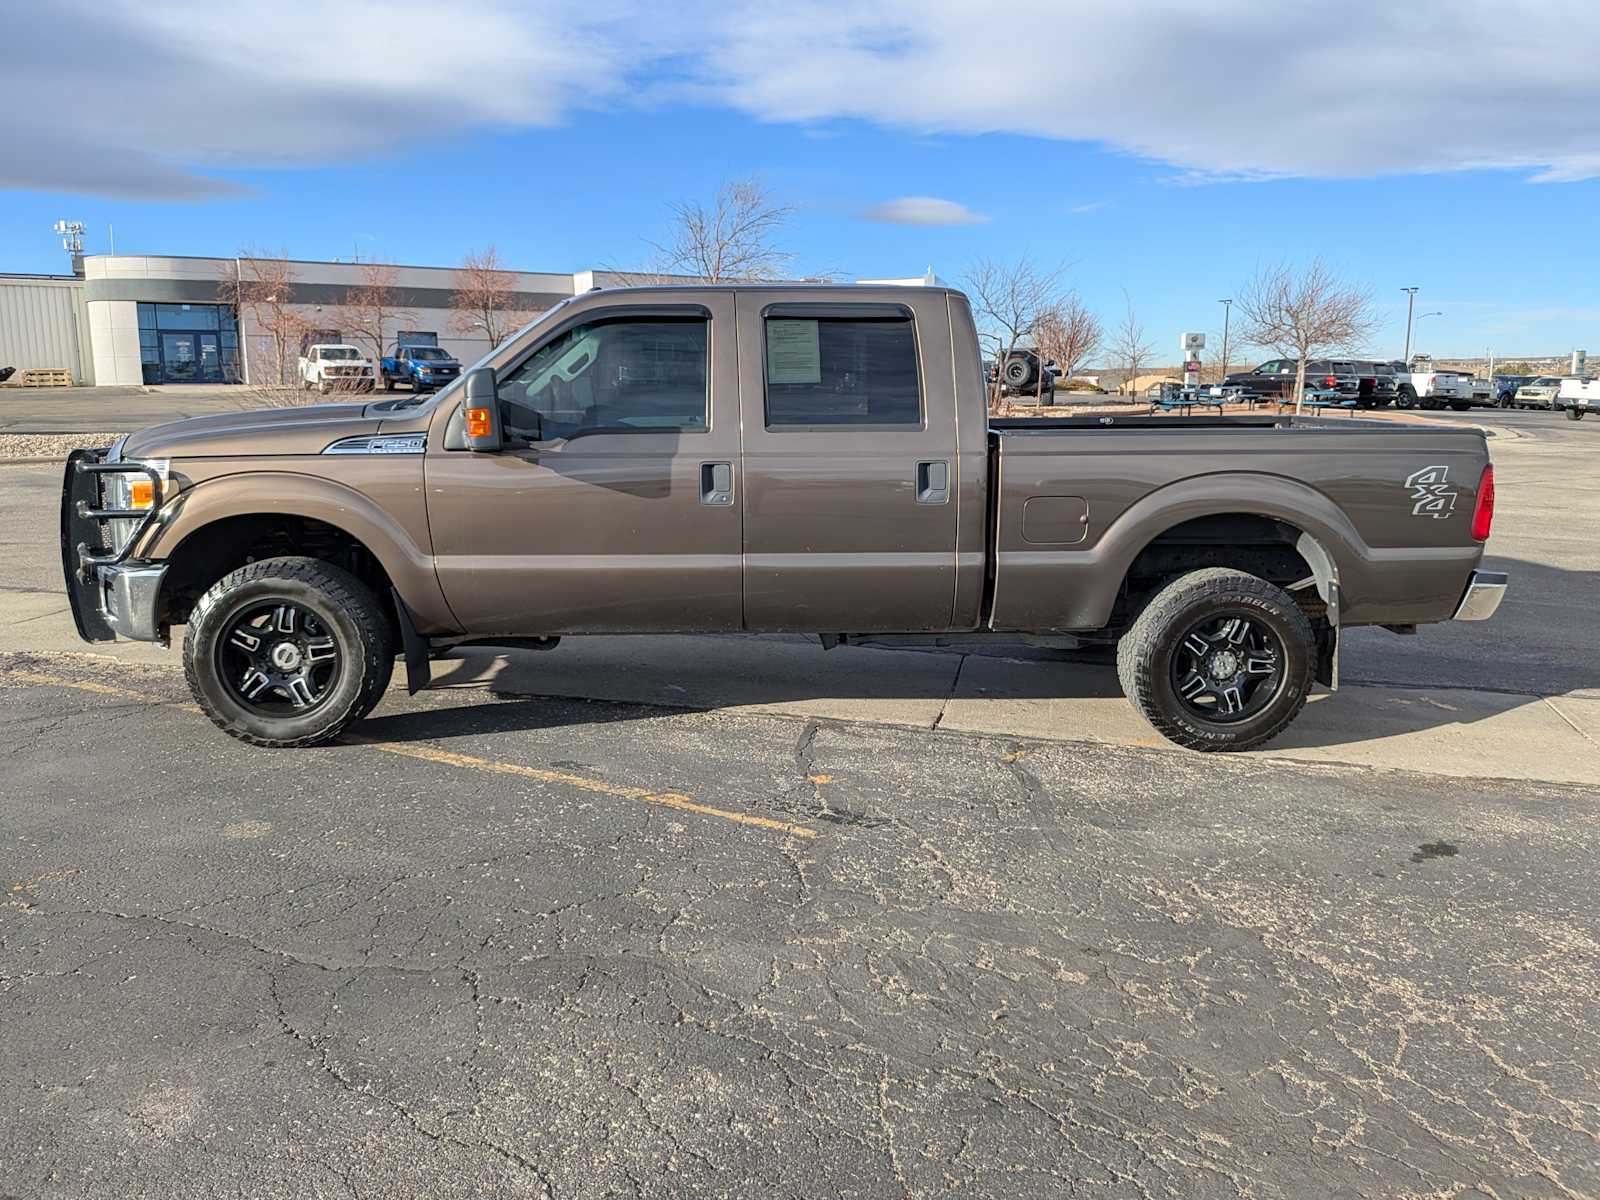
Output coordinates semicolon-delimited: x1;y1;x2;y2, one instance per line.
1394;385;1416;409
1569;407;1585;421
1117;569;1315;752
183;556;395;748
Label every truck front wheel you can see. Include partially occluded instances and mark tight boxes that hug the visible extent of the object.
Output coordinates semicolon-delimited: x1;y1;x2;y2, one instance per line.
1117;568;1315;752
183;556;395;748
1394;386;1416;409
1569;407;1585;421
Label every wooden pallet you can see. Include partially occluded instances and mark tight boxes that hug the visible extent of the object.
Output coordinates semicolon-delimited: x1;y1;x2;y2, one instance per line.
10;368;75;388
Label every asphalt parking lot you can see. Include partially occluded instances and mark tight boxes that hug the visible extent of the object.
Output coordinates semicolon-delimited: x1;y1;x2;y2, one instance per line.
2;397;1598;1197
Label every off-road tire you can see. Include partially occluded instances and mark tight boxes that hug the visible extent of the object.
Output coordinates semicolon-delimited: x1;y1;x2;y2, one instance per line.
1002;356;1036;390
184;556;395;748
1117;568;1315;752
1394;385;1417;409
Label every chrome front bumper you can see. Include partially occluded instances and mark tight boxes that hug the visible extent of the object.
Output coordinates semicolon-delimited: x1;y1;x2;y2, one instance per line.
98;562;169;643
1452;570;1508;621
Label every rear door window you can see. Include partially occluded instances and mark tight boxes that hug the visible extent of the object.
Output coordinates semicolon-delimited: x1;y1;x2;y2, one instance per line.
763;311;922;427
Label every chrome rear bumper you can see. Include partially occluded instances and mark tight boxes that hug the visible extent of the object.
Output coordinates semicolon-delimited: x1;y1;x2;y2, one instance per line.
1452;570;1508;621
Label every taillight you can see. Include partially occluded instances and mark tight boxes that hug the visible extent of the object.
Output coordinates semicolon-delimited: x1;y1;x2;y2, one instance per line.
1471;464;1495;541
1325;374;1337;387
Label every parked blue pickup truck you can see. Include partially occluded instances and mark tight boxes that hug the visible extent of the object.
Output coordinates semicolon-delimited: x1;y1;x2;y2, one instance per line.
379;343;462;392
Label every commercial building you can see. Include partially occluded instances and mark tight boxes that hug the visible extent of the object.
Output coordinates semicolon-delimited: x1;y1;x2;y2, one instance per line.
0;255;643;387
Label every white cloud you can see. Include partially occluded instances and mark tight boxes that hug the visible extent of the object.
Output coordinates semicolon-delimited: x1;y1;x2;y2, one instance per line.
696;1;1600;182
1068;202;1107;215
6;0;1600;200
0;0;638;200
860;197;987;225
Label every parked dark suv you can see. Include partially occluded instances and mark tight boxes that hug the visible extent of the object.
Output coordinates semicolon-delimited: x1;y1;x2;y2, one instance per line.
1224;359;1363;402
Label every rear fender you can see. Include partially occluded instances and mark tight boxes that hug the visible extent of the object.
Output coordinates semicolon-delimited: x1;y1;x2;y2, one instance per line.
992;472;1365;632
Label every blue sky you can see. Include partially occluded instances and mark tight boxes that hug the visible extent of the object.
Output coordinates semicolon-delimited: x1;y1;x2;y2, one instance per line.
3;0;1598;363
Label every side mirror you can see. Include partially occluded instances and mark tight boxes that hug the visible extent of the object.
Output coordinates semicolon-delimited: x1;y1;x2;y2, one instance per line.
462;367;503;452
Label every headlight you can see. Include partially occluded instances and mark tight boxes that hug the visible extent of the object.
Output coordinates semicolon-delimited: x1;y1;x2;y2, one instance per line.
104;459;170;553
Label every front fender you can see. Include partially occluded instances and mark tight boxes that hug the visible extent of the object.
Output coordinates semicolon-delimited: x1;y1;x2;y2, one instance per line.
137;468;460;633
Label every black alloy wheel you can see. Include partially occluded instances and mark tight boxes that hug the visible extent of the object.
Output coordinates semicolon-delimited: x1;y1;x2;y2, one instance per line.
1167;612;1286;724
216;600;342;715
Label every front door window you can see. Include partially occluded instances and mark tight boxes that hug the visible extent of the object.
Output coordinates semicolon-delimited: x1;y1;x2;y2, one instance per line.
197;334;221;382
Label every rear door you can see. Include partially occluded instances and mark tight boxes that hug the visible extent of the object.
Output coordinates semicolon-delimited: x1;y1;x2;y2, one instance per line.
735;292;960;631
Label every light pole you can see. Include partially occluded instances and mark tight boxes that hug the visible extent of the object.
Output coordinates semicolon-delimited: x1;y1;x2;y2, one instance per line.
1401;287;1419;362
1218;298;1232;381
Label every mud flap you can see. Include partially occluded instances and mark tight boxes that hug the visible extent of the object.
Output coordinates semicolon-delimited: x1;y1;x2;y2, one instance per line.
391;589;431;695
1315;623;1338;690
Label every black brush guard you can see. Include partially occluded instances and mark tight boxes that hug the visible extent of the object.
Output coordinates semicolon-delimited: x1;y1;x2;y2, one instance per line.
59;448;164;642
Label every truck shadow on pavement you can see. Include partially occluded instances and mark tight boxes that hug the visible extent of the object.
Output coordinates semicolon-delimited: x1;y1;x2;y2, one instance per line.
350;613;1588;756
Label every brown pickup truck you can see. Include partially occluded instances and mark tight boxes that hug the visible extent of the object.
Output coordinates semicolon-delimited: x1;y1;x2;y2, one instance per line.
62;284;1506;751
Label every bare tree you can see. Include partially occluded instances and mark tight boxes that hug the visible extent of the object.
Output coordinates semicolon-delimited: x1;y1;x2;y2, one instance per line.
963;258;1062;408
450;246;531;348
1036;294;1103;382
648;179;796;282
341;261;414;373
1235;258;1376;412
223;250;307;387
1108;297;1155;399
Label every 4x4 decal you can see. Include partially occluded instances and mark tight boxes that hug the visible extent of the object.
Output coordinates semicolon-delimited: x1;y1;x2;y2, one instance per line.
1405;465;1458;518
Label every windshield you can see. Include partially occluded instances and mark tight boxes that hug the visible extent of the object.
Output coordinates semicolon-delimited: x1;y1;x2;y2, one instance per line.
321;347;361;360
409;347;449;360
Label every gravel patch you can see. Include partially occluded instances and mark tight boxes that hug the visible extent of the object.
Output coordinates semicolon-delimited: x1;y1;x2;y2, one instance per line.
0;433;124;461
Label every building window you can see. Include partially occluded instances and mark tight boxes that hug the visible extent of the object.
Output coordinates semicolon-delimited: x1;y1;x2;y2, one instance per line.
156;303;218;331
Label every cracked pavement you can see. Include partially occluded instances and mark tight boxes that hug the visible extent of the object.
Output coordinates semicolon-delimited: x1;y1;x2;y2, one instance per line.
3;655;1598;1198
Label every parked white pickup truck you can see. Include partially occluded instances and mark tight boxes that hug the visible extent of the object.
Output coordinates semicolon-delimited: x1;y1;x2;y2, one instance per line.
1556;377;1599;421
298;344;375;394
1393;357;1474;411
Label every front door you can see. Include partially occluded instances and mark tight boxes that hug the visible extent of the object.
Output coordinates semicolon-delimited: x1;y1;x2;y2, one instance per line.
425;295;743;634
734;292;960;631
160;333;198;382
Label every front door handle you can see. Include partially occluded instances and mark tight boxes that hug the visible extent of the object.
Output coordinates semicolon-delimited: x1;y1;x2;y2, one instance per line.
916;460;949;505
700;461;733;506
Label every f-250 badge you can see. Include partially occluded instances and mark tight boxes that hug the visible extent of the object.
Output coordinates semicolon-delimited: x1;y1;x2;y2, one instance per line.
1405;465;1458;518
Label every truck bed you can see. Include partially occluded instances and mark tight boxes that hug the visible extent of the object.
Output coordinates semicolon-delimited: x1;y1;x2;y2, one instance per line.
984;415;1492;633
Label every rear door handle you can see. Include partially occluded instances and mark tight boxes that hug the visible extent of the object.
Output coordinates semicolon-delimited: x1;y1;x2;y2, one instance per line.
700;461;733;506
916;459;949;505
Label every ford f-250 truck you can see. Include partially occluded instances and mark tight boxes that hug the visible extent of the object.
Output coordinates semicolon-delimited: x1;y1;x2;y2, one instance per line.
61;284;1506;752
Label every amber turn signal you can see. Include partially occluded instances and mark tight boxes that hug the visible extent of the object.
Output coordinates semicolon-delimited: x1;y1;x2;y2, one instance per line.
465;407;492;438
128;478;156;508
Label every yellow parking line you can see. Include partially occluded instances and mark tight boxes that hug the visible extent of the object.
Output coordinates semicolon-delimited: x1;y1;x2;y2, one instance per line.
3;667;816;840
343;735;816;839
4;668;203;714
